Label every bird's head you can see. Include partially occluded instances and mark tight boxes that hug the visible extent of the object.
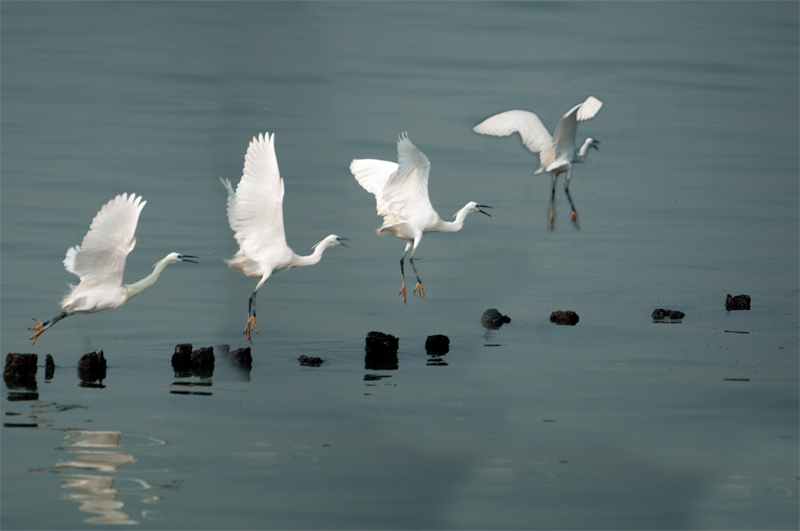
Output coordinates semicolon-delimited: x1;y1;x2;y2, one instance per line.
313;235;349;250
158;252;199;266
462;202;493;217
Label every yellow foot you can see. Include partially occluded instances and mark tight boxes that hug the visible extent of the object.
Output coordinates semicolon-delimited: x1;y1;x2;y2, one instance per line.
399;284;407;305
571;211;580;229
414;282;427;299
549;210;555;230
243;316;258;343
28;319;45;345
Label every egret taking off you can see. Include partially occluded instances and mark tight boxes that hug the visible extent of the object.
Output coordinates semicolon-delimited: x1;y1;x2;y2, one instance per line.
222;132;347;342
350;133;491;304
473;96;602;229
28;193;197;344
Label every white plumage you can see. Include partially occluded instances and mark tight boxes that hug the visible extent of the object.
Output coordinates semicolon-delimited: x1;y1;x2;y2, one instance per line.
351;133;491;303
29;193;196;344
222;132;346;342
474;96;602;228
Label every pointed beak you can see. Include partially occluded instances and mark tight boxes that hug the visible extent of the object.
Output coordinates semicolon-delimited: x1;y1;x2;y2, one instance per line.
336;237;351;248
477;205;493;217
178;255;199;263
591;140;600;151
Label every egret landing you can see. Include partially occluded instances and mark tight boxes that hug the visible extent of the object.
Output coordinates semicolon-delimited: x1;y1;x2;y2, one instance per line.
350;132;491;303
222;132;346;342
28;193;197;344
474;96;602;229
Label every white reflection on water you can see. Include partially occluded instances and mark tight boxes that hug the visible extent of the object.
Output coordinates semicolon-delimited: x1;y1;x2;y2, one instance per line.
55;429;169;525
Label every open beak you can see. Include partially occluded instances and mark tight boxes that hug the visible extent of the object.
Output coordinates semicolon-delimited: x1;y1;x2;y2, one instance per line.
178;255;199;263
477;205;493;217
591;140;600;151
336;237;351;248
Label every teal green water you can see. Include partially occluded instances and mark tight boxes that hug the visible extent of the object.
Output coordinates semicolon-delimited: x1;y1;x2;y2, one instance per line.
2;2;798;529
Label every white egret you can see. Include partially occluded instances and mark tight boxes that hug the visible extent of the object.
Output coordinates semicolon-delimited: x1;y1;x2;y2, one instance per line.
473;96;603;229
28;193;197;344
350;132;491;304
221;132;347;342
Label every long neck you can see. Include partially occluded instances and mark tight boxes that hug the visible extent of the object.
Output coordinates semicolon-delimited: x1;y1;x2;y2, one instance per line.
124;258;173;297
431;205;472;233
292;244;329;268
575;138;594;163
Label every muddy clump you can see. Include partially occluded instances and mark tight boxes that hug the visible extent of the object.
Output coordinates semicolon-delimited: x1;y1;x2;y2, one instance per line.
4;353;38;389
172;344;215;378
550;310;580;326
298;355;324;367
228;347;252;367
365;331;399;371
652;308;685;321
425;335;450;355
725;294;751;311
481;309;511;329
78;351;106;384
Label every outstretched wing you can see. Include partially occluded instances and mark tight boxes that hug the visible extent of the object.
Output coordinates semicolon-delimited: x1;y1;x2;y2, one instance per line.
380;132;435;224
227;132;289;260
64;193;145;288
350;158;399;218
473;109;552;154
552;96;603;159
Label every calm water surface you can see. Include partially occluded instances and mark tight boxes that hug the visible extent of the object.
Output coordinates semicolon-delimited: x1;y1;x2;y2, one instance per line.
2;2;798;529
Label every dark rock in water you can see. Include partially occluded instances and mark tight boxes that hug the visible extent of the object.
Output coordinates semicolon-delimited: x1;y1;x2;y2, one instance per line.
229;347;252;367
78;351;106;383
45;354;55;380
425;334;450;354
365;331;399;357
481;309;511;329
172;344;215;377
726;294;751;311
550;310;580;326
652;308;685;321
365;332;399;371
298;355;324;367
4;353;38;389
191;347;215;367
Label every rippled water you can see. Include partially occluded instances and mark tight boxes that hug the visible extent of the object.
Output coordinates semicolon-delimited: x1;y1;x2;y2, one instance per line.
2;2;798;529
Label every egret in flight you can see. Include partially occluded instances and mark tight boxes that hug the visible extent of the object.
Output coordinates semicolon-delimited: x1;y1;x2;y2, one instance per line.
28;193;197;344
350;133;491;304
222;132;347;342
473;96;602;229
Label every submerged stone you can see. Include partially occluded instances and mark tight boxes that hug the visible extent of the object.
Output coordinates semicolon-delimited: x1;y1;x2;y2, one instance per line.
725;294;751;311
481;309;511;329
652;308;685;321
4;353;38;389
550;310;580;326
298;355;324;367
78;351;106;383
425;334;450;354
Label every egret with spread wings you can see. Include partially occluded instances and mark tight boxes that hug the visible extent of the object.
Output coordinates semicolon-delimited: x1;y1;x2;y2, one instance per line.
350;133;491;303
474;96;602;229
28;193;197;344
222;132;346;342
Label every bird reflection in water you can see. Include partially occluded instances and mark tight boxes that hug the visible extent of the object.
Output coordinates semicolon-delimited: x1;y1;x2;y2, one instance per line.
56;429;172;525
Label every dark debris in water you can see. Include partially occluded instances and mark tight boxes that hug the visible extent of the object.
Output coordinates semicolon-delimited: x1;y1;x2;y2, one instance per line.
172;344;215;378
652;308;685;322
425;334;450;355
481;309;511;329
4;353;38;390
78;351;106;384
725;293;751;311
550;310;579;326
299;355;324;367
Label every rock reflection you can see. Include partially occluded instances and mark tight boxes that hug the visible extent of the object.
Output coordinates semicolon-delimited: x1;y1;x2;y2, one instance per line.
56;429;169;525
